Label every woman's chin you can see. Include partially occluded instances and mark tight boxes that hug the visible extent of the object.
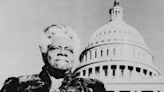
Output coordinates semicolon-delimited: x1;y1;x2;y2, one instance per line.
57;60;68;65
54;61;71;70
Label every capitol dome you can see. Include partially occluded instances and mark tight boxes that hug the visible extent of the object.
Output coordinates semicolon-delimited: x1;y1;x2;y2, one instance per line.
86;18;155;65
78;0;157;70
74;0;164;92
89;20;146;49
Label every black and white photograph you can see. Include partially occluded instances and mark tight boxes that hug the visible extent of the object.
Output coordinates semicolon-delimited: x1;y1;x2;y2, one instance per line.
0;0;164;92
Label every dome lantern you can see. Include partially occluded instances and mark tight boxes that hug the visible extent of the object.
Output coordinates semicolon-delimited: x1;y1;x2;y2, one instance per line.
109;0;123;21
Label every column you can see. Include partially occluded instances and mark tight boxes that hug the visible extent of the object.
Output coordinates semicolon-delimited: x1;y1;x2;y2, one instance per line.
92;49;95;60
85;68;88;78
95;66;100;79
108;65;113;78
99;66;104;80
140;68;144;78
124;66;131;78
115;65;121;78
91;67;96;79
87;51;90;62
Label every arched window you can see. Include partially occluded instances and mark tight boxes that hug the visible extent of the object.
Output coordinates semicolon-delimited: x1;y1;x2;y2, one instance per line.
90;51;92;59
107;49;109;56
101;50;103;57
95;50;97;58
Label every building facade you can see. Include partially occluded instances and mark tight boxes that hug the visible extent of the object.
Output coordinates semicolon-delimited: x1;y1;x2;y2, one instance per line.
74;0;164;92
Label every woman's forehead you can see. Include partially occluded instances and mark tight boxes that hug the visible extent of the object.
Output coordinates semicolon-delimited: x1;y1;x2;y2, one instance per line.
51;37;73;47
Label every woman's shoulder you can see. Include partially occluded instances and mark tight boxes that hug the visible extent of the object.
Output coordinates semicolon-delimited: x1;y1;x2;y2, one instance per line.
61;72;106;92
0;74;47;92
18;74;40;82
77;77;106;92
3;74;41;84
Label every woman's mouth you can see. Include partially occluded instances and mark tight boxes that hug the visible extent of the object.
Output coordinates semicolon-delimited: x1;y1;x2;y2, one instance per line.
55;59;69;63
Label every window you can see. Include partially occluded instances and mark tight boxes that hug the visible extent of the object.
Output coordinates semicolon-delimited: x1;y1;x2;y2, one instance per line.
83;70;86;76
95;67;100;73
120;65;125;70
111;65;116;76
88;68;92;76
107;49;109;56
136;67;141;72
101;50;103;56
111;65;117;69
149;72;152;76
103;66;108;76
76;72;80;76
95;50;97;58
120;65;125;76
143;69;147;75
128;66;133;71
90;51;92;59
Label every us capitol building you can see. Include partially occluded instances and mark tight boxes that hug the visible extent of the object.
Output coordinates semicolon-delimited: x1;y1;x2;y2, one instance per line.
74;0;164;92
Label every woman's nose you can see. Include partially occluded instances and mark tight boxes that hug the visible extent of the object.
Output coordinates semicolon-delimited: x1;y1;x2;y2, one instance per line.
59;47;64;52
57;53;68;57
57;47;67;54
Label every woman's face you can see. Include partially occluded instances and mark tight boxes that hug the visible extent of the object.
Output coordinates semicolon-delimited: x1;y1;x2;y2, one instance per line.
47;37;74;70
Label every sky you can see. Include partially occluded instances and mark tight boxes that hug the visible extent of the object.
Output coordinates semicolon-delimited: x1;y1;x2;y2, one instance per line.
0;0;164;88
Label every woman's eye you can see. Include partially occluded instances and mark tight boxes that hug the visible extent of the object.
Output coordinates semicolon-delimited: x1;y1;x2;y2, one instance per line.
67;49;73;53
49;47;60;51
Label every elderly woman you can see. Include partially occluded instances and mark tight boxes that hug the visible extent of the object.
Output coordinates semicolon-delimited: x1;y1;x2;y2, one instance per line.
0;24;106;92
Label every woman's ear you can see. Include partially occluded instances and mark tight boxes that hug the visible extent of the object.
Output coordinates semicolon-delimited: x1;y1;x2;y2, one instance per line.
40;51;48;64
